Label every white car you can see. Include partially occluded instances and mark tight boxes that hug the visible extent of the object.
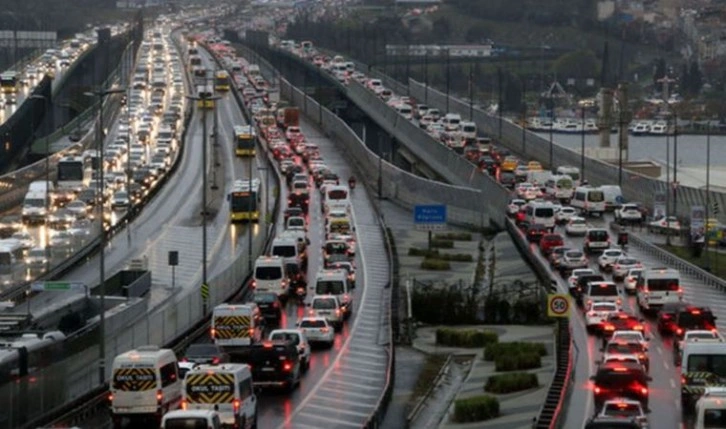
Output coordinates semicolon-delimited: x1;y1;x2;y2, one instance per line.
610;330;649;350
559;250;589;272
555;207;577;224
624;268;643;294
515;183;539;200
598;249;625;272
565;217;588;236
611;257;642;281
649;216;681;233
597;398;648;426
585;301;620;332
111;190;130;210
297;317;334;348
507;199;527;216
568;268;594;291
615;204;643;224
269;329;311;372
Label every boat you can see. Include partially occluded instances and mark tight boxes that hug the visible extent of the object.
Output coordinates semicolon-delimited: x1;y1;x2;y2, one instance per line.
554;119;581;134
630;121;651;136
648;121;668;135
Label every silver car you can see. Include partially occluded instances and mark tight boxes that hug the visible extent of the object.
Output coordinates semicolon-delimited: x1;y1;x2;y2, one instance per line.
611;257;642;281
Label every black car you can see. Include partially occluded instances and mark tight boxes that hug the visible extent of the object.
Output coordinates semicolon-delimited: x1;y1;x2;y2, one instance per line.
182;343;229;365
253;292;283;324
526;224;549;243
591;361;651;409
656;302;690;335
285;262;306;290
478;156;498;175
499;172;516;189
288;193;309;214
232;340;301;392
584;417;643;429
673;306;718;340
284;207;304;222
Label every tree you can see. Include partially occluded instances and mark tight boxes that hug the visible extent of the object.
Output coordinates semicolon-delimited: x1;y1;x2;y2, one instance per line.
679;63;689;96
432;17;451;39
689;60;703;95
653;57;666;86
552;50;598;80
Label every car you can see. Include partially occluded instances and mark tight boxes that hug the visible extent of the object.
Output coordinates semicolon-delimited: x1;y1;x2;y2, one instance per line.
586;301;621;333
615;204;644;225
568;269;594;294
584;416;644;429
526;224;548;243
602;313;646;341
527;161;543;171
49;230;74;249
25;247;50;271
560;249;589;274
673;306;718;340
623;268;643;295
565;217;588;236
674;330;724;366
515;182;540;200
507;199;527;216
611;257;642;281
648;216;681;233
590;361;651;409
575;274;606;304
602;340;650;372
111;190;130;210
182;343;230;365
596;398;648;427
549;246;571;270
656;302;690;336
296;317;335;348
252;292;283;325
610;330;650;351
269;329;311;372
584;228;611;254
539;233;564;256
555;207;577;224
598;249;626;272
237;340;301;392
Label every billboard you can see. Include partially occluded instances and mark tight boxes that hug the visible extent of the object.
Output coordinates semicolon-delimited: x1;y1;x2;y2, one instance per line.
691;205;705;242
653;192;666;219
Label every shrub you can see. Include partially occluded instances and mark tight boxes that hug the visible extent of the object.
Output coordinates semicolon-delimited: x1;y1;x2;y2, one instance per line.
421;259;451;270
430;239;454;248
485;372;539;393
494;353;542;371
412;286;480;325
435;232;473;241
408;248;440;258
453;395;500;422
438;253;474;262
484;342;548;361
436;328;498;347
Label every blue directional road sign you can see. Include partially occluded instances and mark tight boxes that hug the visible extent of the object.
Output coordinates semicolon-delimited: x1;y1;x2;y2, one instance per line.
414;204;447;231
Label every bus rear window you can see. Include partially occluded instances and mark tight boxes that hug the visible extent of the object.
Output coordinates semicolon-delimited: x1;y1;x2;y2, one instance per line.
534;208;554;217
328;190;348;200
255;266;282;280
647;279;679;291
590;283;618;296
587;191;604;202
686;354;726;377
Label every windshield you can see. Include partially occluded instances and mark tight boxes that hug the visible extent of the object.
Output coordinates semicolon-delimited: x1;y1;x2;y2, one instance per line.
164;418;209;429
58;162;83;181
316;280;345;295
687;354;726;377
300;319;326;328
272;245;296;258
592;303;615;312
704;409;726;427
596;369;646;387
590;284;618;296
325;243;348;254
327;190;348;200
588;231;609;241
231;193;257;211
588;191;605;202
270;332;300;345
313;299;337;310
254;293;277;303
647;279;679;292
679;311;717;329
186;344;218;357
24;198;44;208
534;208;554;217
557;178;573;189
606;343;641;354
255;266;282;280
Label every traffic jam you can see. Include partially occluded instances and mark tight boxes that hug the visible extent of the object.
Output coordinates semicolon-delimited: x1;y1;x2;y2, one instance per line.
107;32;361;429
278;39;726;429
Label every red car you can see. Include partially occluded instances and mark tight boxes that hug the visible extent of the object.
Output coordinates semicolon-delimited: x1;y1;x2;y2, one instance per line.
602;312;646;339
540;233;564;256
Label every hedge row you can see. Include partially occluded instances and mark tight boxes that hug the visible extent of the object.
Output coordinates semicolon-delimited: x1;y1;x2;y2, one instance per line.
453;395;500;422
408;248;440;258
436;328;499;347
484;342;548;361
495;353;541;371
485;372;539;394
431;239;454;248
409;247;474;262
421;259;451;270
435;232;473;241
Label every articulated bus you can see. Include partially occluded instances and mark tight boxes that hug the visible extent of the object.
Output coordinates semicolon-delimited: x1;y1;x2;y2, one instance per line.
0;72;17;94
228;179;261;222
195;85;215;109
214;70;230;92
234;125;257;156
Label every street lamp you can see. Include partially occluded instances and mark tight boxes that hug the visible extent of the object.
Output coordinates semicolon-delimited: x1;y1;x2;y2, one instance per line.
185;91;221;313
83;86;125;386
29;94;50;272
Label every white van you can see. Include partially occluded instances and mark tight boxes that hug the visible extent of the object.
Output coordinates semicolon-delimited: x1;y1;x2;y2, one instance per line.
695;387;726;429
0;238;25;286
460;121;477;140
556;166;581;184
322;185;351;214
253;256;288;298
442;113;462;131
161;410;221;429
571;186;606;217
636;267;682;314
682;341;726;414
523;201;556;231
394;104;413;120
545;175;574;202
582;281;621;308
211;303;263;347
271;236;302;268
182;364;257;428
600;185;624;212
309;295;344;331
314;269;353;319
110;346;182;427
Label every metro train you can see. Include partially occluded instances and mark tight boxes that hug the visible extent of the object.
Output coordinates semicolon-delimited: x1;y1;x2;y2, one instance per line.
0;331;66;385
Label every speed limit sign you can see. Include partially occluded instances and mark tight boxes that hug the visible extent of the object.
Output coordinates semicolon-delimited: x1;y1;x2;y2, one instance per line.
547;294;571;318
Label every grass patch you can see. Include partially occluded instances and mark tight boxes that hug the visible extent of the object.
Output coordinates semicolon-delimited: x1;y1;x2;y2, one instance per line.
659;245;726;280
436;328;498;347
485;372;539;394
435;232;472;241
431;239;454;248
453;395;500;422
421;259;451;270
411;354;448;401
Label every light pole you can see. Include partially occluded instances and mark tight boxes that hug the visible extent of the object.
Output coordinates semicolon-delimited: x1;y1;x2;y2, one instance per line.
548;93;554;169
84;86;125;385
706;123;711;269
580;105;586;176
186;91;221;312
29;94;50;271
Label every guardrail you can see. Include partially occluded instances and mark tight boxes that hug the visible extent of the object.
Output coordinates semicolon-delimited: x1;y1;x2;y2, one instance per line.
406;354;453;425
609;222;726;292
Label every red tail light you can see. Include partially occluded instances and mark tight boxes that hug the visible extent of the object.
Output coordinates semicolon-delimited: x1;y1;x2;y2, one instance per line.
321;327;329;333
181;400;187;410
634;325;644;331
212;357;220;365
156;389;163;404
594;386;602;394
335;309;341;316
210;328;216;338
681;375;686;384
604;325;614;331
249;328;255;336
233;399;241;413
283;361;292;371
181;357;188;362
108;393;114;402
640;386;648;395
677;328;683;336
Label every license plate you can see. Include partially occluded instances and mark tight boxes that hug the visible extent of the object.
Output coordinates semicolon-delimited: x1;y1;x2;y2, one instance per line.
262;367;275;372
318;311;330;315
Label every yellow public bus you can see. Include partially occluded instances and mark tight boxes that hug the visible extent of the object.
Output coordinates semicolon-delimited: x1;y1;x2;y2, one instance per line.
195;85;214;109
234;125;256;157
214;70;230;92
0;72;18;94
227;179;261;222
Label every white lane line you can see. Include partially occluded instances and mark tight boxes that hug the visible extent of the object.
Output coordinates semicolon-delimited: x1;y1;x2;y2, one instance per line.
657;346;663;355
302;403;370;418
670;378;676;389
296;412;362;427
664;362;670;370
319;385;379;399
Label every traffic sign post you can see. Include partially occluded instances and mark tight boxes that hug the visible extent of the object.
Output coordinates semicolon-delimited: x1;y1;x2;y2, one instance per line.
547;294;571;318
414;205;447;250
201;283;209;312
31;281;87;295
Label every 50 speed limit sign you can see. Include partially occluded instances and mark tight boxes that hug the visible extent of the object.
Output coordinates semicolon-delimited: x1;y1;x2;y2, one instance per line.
547;294;571;318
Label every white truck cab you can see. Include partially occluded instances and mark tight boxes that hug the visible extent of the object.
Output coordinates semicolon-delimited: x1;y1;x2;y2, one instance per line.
182;364;257;428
